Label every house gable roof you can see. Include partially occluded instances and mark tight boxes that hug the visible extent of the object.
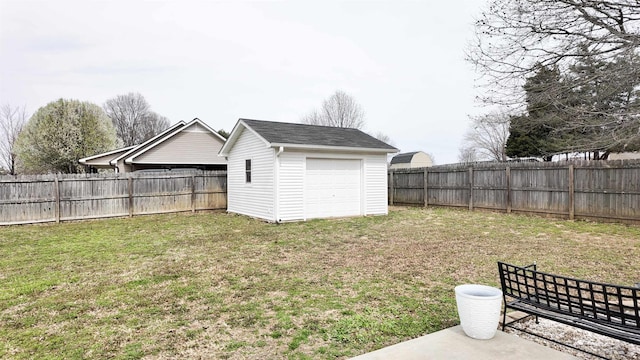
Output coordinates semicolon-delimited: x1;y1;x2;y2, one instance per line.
109;120;187;165
220;119;398;155
125;118;226;164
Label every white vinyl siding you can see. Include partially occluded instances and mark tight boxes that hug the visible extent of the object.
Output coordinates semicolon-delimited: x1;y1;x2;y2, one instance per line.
363;155;389;215
227;128;275;221
276;152;305;222
134;123;226;165
272;152;389;221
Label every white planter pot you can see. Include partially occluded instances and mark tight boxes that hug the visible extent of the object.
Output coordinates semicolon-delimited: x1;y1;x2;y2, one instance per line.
455;284;503;340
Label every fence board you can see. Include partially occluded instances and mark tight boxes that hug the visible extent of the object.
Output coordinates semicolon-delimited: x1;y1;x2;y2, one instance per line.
428;169;469;207
510;167;569;214
472;168;507;210
574;166;640;219
0;171;227;225
0;179;56;224
390;170;425;205
388;160;640;223
194;174;227;210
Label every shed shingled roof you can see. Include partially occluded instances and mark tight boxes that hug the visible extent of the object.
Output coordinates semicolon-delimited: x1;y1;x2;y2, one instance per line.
241;119;397;150
390;152;419;165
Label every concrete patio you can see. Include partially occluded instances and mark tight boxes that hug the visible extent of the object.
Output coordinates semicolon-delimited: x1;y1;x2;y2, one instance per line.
349;326;577;360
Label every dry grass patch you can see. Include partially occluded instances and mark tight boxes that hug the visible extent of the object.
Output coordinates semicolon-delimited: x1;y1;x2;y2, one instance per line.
1;207;638;359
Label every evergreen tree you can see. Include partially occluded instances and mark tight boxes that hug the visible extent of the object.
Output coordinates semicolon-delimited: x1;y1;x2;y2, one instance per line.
506;65;567;160
565;51;640;158
506;58;640;160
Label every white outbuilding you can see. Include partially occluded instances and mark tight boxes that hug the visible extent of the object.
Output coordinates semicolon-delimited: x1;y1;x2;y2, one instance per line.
218;119;398;222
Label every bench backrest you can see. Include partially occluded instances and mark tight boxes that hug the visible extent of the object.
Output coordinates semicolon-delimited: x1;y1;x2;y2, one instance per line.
498;262;640;330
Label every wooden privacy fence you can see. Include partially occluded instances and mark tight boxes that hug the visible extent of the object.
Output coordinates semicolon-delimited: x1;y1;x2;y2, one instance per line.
0;171;227;225
389;160;640;223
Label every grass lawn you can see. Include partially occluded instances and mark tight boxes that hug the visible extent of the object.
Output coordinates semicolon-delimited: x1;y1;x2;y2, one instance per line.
1;207;639;359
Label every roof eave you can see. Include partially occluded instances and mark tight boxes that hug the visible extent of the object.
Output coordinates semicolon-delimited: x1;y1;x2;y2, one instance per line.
79;145;137;164
271;143;399;154
126;159;227;165
80;163;115;169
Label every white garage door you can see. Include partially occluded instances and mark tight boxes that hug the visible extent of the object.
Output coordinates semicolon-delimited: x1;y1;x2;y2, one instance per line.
305;158;362;219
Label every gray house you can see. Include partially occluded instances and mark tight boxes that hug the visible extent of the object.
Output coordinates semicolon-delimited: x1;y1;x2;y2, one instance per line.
218;119;398;222
80;118;227;172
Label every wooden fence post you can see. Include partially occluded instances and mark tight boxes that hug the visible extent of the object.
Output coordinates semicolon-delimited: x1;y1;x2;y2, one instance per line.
468;166;474;211
568;165;575;220
423;168;428;207
506;166;511;213
54;176;60;223
191;174;196;213
389;170;394;205
128;176;134;218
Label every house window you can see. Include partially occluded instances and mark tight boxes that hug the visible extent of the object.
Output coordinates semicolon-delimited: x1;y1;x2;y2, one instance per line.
245;159;252;183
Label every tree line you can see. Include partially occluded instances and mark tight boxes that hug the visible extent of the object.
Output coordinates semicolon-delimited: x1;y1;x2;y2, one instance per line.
1;90;392;175
460;0;640;163
0;93;172;174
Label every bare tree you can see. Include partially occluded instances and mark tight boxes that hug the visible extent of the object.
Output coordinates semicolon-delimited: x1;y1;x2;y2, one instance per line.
469;0;640;101
460;111;510;162
103;93;170;146
301;109;324;126
301;90;365;129
372;131;394;146
0;104;28;174
468;0;640;154
138;112;170;144
458;146;479;163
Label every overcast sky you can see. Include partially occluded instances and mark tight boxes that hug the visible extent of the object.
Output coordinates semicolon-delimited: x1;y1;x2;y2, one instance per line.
1;0;487;164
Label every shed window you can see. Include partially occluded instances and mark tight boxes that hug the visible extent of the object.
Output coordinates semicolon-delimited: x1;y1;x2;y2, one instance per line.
245;159;252;183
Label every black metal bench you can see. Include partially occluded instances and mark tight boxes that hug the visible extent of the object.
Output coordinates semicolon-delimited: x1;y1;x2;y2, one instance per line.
498;262;640;356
